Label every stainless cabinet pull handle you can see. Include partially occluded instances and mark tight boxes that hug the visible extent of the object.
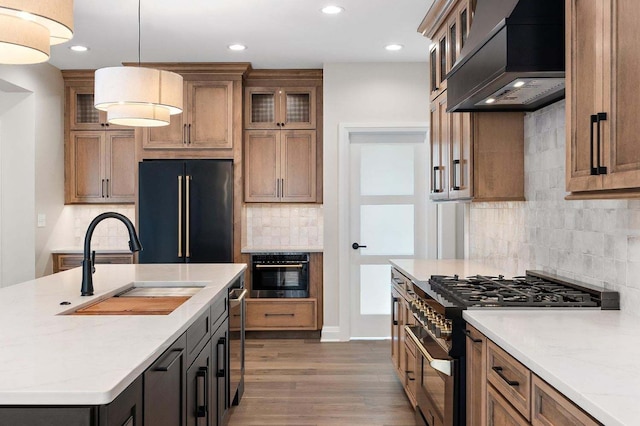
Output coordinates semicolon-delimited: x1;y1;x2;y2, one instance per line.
186;175;191;258
492;366;519;387
178;176;183;258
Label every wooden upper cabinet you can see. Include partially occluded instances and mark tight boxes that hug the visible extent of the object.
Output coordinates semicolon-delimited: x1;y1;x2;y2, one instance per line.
567;0;640;197
144;79;233;149
429;26;448;101
430;93;449;200
245;86;316;130
66;130;135;204
68;86;107;130
244;129;316;203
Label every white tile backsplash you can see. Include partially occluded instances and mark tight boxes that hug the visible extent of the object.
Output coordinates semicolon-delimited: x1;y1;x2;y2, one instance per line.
243;204;323;249
69;205;136;249
468;99;640;314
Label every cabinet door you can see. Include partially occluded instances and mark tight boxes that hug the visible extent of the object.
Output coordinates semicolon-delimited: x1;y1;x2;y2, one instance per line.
487;385;529;426
143;111;187;149
186;338;213;426
212;319;229;426
430;94;449;200
391;288;401;374
244;130;280;202
281;130;317;202
188;81;233;149
68;86;108;130
466;325;487;426
245;87;278;129
280;87;316;129
449;112;472;199
143;334;187;426
66;131;106;203
566;0;604;192
600;0;640;190
105;131;136;203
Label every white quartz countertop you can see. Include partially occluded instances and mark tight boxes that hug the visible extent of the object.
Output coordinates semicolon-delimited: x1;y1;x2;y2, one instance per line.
389;258;504;283
0;263;246;405
464;310;640;426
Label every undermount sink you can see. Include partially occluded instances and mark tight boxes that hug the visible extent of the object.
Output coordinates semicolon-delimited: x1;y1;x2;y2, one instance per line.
66;282;207;316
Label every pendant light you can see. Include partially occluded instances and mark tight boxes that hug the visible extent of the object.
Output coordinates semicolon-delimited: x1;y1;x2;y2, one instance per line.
94;0;182;127
0;0;74;64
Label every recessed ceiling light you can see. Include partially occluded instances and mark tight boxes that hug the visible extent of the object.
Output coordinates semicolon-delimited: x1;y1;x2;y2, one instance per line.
513;81;525;88
321;5;344;14
485;98;496;104
385;44;403;51
70;45;89;52
228;44;247;51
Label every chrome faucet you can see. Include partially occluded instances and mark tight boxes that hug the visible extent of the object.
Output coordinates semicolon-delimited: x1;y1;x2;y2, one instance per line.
81;212;143;296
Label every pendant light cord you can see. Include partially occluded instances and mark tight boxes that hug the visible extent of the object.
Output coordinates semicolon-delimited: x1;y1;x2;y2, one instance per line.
138;0;141;66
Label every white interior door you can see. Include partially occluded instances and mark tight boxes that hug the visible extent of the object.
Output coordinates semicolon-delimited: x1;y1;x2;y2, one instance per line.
349;131;432;339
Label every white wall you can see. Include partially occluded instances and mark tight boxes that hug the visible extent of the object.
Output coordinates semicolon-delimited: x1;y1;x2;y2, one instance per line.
323;63;430;340
468;100;640;314
0;64;70;279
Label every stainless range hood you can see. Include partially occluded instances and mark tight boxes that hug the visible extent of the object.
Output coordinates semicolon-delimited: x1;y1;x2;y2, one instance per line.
446;0;565;112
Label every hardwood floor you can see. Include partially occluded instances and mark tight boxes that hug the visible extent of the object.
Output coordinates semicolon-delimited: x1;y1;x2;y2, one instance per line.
228;339;416;426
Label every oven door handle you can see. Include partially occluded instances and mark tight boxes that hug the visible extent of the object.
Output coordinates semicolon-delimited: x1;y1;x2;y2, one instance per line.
255;263;305;269
405;326;453;377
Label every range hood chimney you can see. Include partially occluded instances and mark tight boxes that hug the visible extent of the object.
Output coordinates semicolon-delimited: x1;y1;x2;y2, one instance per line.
446;0;565;112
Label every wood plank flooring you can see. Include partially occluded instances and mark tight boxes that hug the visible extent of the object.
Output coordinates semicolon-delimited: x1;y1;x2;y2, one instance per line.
227;339;416;426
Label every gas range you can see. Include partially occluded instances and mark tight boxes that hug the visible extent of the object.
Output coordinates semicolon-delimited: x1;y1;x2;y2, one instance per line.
395;268;619;426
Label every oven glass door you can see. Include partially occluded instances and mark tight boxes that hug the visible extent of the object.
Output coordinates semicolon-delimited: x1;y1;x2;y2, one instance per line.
406;325;455;426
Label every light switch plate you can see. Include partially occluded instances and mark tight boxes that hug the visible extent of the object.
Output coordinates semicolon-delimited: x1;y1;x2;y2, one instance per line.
37;214;46;228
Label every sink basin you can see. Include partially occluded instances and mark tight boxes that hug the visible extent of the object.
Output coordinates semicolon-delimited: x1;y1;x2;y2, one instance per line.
67;282;207;315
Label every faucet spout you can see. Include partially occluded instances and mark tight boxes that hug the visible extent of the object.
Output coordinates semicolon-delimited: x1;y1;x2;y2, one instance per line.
81;212;142;296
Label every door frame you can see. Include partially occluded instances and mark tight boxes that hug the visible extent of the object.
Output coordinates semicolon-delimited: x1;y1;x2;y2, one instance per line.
332;123;433;342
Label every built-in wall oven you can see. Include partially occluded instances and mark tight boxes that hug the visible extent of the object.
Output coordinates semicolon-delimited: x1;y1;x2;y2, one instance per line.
251;253;310;298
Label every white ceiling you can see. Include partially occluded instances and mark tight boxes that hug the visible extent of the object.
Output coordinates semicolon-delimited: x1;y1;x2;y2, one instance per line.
49;0;434;70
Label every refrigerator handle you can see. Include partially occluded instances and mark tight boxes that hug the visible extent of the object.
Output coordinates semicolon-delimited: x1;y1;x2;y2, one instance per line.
178;176;183;258
186;175;191;258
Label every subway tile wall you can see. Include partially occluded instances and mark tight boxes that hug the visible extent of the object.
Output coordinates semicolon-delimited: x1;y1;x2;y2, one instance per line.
242;204;323;248
469;100;640;313
70;205;136;249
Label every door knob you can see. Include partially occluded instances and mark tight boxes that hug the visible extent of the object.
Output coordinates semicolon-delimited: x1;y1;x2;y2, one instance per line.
352;242;367;250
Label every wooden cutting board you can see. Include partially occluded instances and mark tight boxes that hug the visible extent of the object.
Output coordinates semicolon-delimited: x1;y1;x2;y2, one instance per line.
72;296;190;315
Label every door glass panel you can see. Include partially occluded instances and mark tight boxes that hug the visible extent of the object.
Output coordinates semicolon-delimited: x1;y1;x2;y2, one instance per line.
450;23;457;65
251;93;275;123
440;37;447;79
360;264;392;315
360;144;414;196
285;93;310;123
76;93;99;124
461;9;468;48
360;204;414;255
430;49;437;91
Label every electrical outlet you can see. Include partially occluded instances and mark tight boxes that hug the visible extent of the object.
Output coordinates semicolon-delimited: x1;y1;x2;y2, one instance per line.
37;214;46;228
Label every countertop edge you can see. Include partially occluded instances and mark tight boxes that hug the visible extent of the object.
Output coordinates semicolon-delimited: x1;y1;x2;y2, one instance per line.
241;247;323;253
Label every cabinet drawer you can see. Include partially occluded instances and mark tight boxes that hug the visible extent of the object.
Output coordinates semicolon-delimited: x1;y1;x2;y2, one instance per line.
246;299;317;330
532;375;601;426
53;253;134;273
210;292;228;332
487;340;531;421
186;308;211;367
487;384;529;426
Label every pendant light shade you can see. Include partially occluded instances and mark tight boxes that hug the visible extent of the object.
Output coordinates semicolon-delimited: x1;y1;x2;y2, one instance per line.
0;0;74;64
94;67;183;127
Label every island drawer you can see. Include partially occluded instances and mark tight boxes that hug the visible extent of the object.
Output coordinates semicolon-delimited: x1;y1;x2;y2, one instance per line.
531;374;602;426
52;252;134;273
487;340;532;421
246;299;317;330
0;407;95;425
186;308;211;367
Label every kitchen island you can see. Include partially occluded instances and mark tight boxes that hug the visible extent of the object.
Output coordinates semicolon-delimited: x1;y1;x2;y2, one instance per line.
0;263;246;425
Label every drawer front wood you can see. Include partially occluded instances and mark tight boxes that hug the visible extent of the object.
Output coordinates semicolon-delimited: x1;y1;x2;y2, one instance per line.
532;375;601;426
246;299;317;330
53;253;134;273
404;338;418;407
186;308;211;367
487;384;529;426
487;340;531;421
